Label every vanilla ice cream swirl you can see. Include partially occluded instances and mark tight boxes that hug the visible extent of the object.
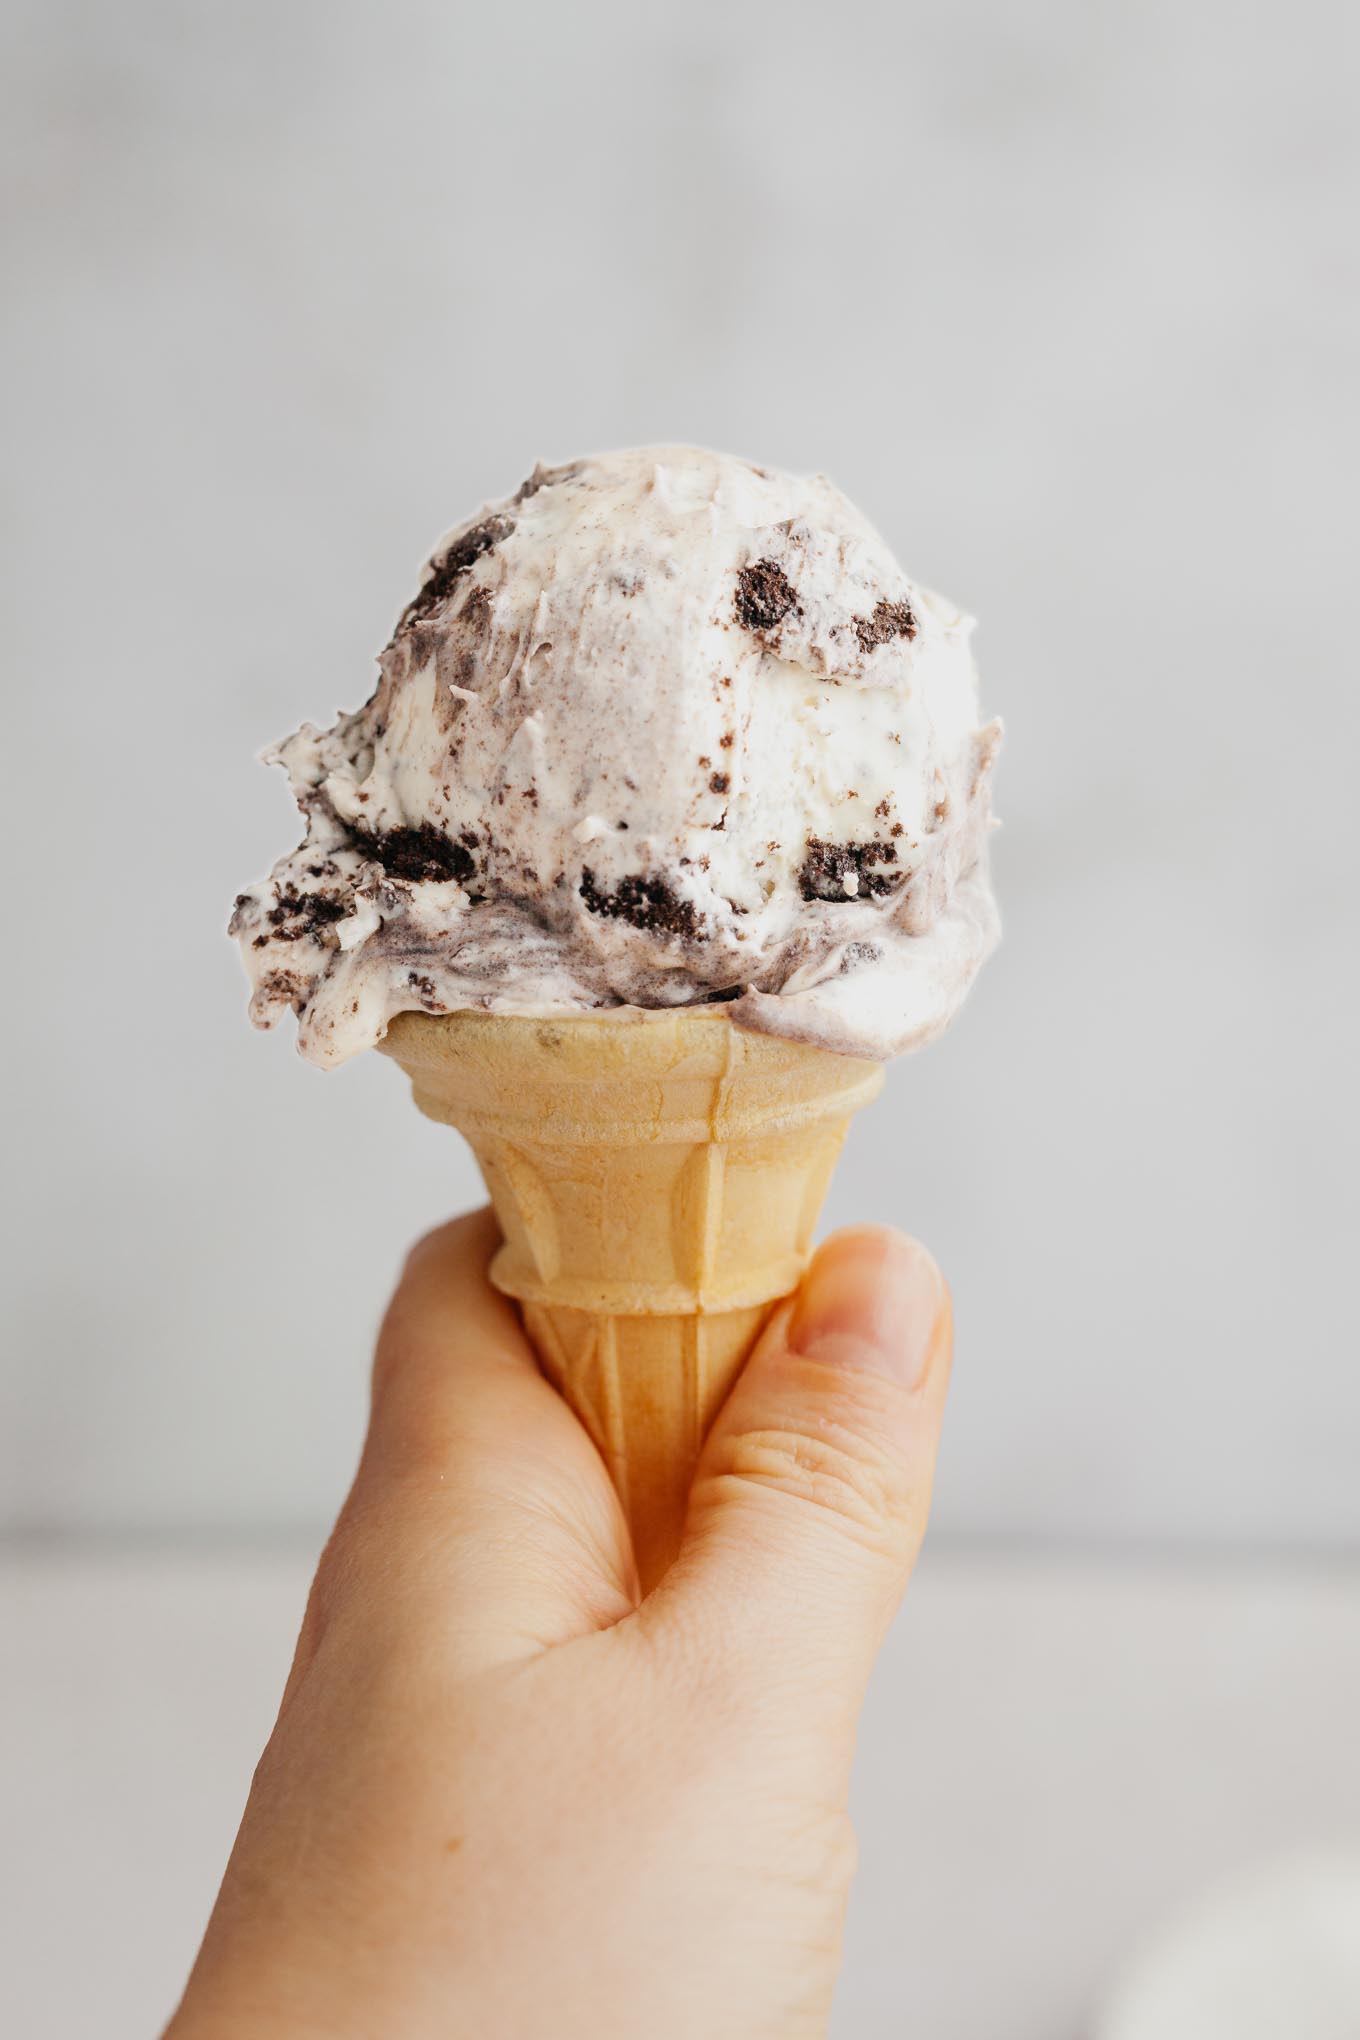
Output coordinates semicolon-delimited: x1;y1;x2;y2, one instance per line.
232;446;1001;1065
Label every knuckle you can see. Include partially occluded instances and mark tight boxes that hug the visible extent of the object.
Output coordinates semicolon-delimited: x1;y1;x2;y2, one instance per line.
709;1418;916;1551
749;1794;860;1918
369;1326;404;1403
400;1205;492;1281
793;1804;859;1901
306;1512;364;1627
401;1219;449;1275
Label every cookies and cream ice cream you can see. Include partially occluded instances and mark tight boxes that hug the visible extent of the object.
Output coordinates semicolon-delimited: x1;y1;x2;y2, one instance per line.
231;446;1000;1066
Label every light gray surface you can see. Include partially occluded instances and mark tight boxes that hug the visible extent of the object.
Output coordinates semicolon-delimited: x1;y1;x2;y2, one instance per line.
2;1547;1357;2039
3;0;1358;1542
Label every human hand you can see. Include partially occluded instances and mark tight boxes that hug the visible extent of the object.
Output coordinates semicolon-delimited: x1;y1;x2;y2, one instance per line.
168;1206;952;2040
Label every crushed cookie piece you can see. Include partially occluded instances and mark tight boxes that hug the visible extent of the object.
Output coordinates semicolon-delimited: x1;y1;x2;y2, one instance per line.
579;869;701;939
265;891;349;941
734;559;800;635
353;824;475;885
514;459;584;503
259;969;308;1010
839;941;882;971
798;838;902;903
399;516;514;629
854;597;917;652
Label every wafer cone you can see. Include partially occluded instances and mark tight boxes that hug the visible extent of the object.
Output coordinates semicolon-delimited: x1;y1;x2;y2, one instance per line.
380;1008;884;1589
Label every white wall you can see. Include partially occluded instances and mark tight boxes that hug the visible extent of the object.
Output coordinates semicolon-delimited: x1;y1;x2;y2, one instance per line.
4;0;1356;1544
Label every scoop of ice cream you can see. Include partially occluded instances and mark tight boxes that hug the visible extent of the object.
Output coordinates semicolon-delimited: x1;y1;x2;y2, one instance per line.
231;446;1001;1066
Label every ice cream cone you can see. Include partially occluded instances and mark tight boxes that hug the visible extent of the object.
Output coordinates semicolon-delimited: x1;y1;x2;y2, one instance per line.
379;1008;883;1588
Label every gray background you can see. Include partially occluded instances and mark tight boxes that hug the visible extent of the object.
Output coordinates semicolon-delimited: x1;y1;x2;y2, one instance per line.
4;0;1357;1551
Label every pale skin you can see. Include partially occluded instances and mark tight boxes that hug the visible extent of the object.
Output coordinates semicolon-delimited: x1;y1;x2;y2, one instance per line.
167;1208;953;2040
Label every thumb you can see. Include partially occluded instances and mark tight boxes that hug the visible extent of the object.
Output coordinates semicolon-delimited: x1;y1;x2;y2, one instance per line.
654;1227;952;1705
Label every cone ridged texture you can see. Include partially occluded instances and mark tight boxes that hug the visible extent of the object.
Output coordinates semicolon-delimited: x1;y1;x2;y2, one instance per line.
380;1008;883;1587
